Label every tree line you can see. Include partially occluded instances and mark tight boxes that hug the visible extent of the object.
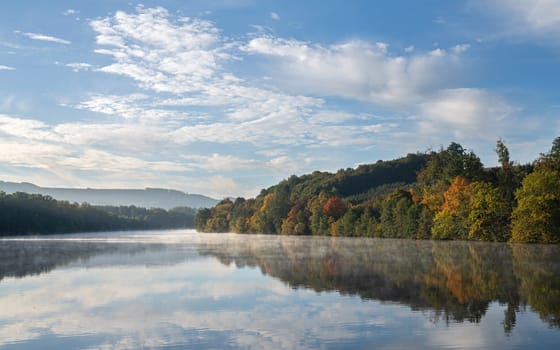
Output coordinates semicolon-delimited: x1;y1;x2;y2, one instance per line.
0;191;196;235
196;137;560;243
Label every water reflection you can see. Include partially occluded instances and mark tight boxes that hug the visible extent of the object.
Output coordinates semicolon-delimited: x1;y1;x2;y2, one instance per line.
0;231;559;349
197;236;560;331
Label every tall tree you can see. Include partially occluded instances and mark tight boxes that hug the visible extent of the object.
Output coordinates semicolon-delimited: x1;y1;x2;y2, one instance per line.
466;182;510;241
496;138;511;169
535;136;560;172
511;169;560;243
431;176;471;240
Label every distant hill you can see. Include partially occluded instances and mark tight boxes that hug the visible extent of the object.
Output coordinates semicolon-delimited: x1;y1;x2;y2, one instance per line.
0;181;218;209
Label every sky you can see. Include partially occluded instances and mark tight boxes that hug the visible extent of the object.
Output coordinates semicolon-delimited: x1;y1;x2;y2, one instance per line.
0;0;559;199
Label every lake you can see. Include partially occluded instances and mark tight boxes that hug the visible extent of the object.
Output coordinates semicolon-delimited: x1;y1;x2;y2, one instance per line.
1;230;559;349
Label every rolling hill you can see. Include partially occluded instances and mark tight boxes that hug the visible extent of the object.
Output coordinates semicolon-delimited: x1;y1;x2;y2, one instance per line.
0;181;218;209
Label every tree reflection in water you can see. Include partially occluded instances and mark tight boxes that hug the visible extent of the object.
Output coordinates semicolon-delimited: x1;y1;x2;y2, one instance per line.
196;236;560;333
1;234;559;334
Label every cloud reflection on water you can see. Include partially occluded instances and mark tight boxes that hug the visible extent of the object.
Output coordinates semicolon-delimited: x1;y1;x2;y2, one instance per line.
0;231;559;349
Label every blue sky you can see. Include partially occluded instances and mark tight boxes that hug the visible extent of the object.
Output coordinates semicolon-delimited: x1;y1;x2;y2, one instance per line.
1;1;559;198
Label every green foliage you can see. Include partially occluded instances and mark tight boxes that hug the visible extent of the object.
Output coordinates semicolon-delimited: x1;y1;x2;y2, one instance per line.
379;190;423;238
496;138;511;168
0;192;196;235
466;182;511;241
511;170;560;243
196;153;427;236
195;208;212;231
535;136;560;172
195;137;560;244
308;192;330;235
333;207;360;236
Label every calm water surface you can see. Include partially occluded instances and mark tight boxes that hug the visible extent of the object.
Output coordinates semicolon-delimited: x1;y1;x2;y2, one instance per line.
1;230;559;349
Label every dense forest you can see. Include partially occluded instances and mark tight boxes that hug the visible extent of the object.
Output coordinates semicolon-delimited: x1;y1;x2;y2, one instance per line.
0;191;196;236
196;137;560;243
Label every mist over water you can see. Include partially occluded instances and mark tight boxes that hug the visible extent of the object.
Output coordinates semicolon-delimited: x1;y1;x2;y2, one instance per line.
1;230;559;349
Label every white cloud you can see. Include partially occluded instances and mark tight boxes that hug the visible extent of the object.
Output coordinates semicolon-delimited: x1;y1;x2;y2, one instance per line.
0;141;69;169
90;6;224;93
0;114;283;196
0;113;192;186
309;111;365;124
417;88;514;139
0;65;15;71
452;44;470;54
19;32;71;45
85;6;496;156
0;5;524;197
184;153;258;172
266;155;308;174
270;12;280;20
62;9;79;16
243;37;467;107
52;121;168;150
190;175;249;198
0;114;59;142
66;62;92;72
476;0;560;39
73;94;194;123
60;149;191;172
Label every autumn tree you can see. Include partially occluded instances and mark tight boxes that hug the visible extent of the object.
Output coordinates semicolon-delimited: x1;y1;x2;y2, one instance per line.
431;176;471;240
229;197;255;233
417;143;485;215
249;185;291;234
323;197;347;220
466;182;510;241
281;200;310;235
511;169;560;243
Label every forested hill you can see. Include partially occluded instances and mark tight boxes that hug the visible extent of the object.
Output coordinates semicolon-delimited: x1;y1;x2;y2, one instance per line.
277;153;430;200
0;191;196;236
196;138;560;243
0;182;218;209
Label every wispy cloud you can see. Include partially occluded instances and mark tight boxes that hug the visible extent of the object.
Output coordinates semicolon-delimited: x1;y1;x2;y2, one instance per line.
90;6;223;93
62;9;79;16
65;63;92;72
0;65;15;71
19;31;71;45
0;5;523;196
270;12;280;20
70;6;518;192
473;0;560;42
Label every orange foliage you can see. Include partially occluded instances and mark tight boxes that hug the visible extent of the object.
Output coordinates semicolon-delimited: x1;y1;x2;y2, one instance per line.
442;176;471;214
323;197;347;219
